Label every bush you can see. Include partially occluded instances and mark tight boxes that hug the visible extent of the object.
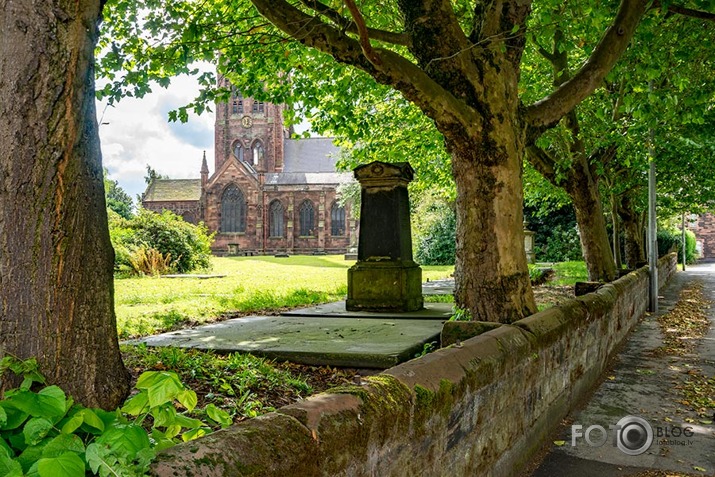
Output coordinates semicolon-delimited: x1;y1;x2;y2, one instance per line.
657;228;697;263
414;200;456;265
110;209;214;275
539;224;583;262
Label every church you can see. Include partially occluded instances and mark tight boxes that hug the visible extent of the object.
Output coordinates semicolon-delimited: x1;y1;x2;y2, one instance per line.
141;78;356;255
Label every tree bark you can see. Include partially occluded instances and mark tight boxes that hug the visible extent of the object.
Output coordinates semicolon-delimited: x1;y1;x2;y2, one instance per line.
0;0;130;407
619;196;647;268
611;194;623;269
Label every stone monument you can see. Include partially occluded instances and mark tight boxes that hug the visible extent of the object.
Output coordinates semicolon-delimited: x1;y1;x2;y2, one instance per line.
346;161;424;312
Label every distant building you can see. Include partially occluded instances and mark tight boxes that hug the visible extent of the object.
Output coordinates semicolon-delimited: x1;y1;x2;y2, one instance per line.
142;78;356;255
689;213;715;259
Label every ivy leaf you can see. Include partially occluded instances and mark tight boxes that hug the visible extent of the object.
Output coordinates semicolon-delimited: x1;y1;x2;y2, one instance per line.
84;443;116;475
37;452;85;477
135;371;183;408
23;417;53;446
181;427;208;442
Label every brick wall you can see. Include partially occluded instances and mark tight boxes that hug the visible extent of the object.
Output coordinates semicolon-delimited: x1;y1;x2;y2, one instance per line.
151;254;678;477
692;213;715;259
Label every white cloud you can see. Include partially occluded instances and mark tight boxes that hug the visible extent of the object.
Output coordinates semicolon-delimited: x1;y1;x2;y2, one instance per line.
97;73;215;202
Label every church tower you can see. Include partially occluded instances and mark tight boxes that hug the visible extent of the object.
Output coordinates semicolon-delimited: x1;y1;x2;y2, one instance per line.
214;77;288;173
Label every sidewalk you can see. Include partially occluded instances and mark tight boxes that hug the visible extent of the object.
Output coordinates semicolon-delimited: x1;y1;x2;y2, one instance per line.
527;262;715;476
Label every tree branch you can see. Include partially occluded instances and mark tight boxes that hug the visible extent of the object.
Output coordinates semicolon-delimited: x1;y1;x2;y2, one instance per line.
524;0;650;129
654;1;715;21
299;0;412;46
526;145;558;184
249;0;482;134
343;0;381;65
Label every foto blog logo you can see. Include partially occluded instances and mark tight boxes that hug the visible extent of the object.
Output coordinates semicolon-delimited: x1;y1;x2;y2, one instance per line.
571;416;654;456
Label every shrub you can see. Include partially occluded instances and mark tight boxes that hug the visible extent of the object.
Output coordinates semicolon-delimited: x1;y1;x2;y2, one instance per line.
658;228;697;263
110;209;214;275
539;224;583;262
414;199;456;265
0;356;230;477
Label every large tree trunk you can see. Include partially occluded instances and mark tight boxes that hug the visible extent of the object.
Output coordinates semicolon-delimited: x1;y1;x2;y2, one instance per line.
450;129;537;323
0;0;130;407
565;159;617;282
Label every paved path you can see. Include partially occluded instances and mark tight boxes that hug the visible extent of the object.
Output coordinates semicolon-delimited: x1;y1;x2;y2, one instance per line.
528;262;715;476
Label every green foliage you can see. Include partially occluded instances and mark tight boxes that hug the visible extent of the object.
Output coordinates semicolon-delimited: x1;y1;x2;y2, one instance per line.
548;261;589;286
413;341;438;358
525;205;583;263
0;356;229;477
657;228;697;263
123;346;312;419
104;169;133;219
110;209;213;275
448;306;472;322
413;196;456;266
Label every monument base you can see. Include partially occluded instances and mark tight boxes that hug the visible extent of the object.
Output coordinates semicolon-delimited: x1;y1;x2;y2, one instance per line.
346;260;424;312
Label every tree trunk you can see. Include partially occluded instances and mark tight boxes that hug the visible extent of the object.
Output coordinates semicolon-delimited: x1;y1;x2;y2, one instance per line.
619;197;646;268
0;0;130;407
611;194;622;269
565;159;617;282
447;57;537;323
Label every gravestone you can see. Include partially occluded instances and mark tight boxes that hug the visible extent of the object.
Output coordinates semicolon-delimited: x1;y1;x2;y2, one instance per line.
346;161;424;312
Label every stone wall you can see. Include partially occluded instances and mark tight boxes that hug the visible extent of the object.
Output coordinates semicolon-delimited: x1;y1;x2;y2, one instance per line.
151;254;678;477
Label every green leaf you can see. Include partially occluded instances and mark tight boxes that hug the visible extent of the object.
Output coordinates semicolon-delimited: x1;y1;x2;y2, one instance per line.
0;451;23;477
76;409;104;432
181;427;208;442
121;391;149;416
95;424;150;461
0;403;29;430
152;404;177;427
206;404;232;427
7;387;66;419
41;434;85;458
60;414;83;434
85;443;114;475
37;452;85;477
177;389;197;412
0;405;7;427
23;417;54;446
136;372;183;408
172;414;204;429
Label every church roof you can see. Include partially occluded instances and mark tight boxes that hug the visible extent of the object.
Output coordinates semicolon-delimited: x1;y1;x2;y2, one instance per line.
264;172;352;185
143;179;202;202
283;138;341;173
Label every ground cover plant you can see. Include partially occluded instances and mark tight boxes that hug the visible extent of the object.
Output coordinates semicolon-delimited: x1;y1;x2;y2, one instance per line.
115;255;454;338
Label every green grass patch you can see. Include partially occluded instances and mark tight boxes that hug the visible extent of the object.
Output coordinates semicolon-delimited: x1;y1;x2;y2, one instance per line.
544;261;588;286
115;255;453;338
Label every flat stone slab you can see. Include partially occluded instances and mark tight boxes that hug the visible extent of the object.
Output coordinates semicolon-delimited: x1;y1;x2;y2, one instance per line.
131;315;445;369
281;301;453;319
422;278;454;295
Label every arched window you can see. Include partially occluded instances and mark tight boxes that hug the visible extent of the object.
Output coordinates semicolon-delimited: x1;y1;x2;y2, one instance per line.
299;200;315;236
231;89;243;114
233;142;245;162
252;101;264;114
330;203;346;236
269;200;284;237
221;184;246;233
252;141;264;166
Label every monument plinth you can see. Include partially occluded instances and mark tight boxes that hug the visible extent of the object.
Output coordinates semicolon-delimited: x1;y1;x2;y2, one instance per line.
346;161;423;312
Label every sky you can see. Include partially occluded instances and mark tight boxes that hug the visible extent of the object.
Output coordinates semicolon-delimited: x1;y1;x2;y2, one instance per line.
97;74;216;203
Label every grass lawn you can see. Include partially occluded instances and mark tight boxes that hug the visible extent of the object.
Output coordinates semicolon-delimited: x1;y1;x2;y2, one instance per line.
115;255;454;339
540;261;588;286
